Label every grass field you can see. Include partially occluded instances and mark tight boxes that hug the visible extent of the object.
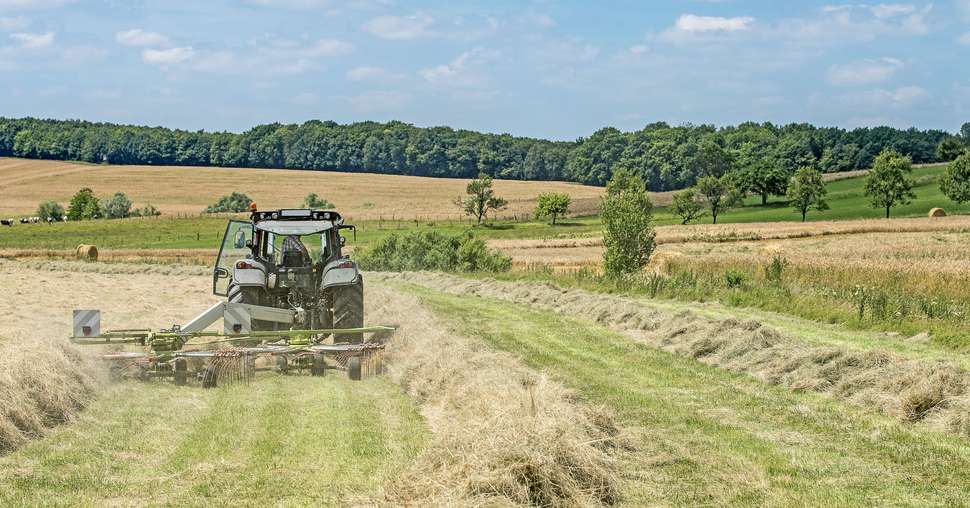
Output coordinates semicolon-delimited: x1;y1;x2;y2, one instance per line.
0;376;427;506
395;281;970;506
0;157;606;220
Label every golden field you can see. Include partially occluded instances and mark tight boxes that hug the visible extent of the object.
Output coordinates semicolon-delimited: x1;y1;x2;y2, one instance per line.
0;157;607;220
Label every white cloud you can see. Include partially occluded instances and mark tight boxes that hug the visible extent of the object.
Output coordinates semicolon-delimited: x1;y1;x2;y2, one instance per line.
419;47;499;88
115;29;170;47
827;57;903;85
850;85;929;107
302;38;353;56
142;46;194;65
362;13;434;40
959;32;970;45
674;14;755;32
0;16;29;31
346;65;385;81
0;0;70;8
869;4;916;19
10;31;53;48
346;90;409;113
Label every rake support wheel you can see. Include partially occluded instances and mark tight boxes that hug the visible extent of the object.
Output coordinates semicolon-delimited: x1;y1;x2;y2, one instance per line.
202;363;219;389
311;354;326;377
347;356;362;381
174;358;188;386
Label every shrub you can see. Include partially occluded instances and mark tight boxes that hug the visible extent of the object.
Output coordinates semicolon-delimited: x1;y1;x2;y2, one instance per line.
36;200;64;221
303;193;334;209
764;256;789;283
356;231;511;272
103;192;132;219
724;269;746;288
130;204;161;217
205;192;253;213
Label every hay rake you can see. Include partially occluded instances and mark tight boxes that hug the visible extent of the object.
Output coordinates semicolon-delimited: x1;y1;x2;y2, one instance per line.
70;302;393;387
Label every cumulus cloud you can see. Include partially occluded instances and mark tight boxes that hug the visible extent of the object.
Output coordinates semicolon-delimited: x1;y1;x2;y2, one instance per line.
827;57;903;86
419;47;499;87
362;13;434;40
142;46;194;65
10;31;54;48
115;29;170;47
301;38;353;56
674;14;755;32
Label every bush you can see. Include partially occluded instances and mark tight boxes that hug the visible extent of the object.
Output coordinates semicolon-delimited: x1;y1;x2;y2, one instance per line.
205;192;253;213
356;231;511;272
130;204;161;217
103;192;132;219
67;188;101;220
724;269;746;288
303;193;334;209
764;256;789;283
36;200;64;221
602;168;656;276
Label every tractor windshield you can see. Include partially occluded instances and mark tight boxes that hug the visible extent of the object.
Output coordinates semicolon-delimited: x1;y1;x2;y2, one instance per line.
264;232;332;266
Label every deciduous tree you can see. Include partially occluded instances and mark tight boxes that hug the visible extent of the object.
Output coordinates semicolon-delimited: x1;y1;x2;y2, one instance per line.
601;168;655;276
672;188;704;224
534;192;571;225
864;148;915;218
940;152;970;204
456;173;507;225
786;167;828;221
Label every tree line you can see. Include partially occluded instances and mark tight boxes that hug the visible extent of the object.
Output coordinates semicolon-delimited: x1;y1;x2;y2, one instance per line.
1;117;966;192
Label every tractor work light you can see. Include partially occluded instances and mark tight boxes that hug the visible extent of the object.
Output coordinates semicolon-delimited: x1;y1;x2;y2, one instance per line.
280;209;313;218
236;261;255;270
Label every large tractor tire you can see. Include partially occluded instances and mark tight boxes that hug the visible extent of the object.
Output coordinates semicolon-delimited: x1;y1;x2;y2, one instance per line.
332;278;364;344
227;282;275;331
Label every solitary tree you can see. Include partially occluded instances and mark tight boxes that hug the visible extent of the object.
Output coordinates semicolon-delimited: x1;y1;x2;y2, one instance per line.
940;152;970;204
103;192;133;219
601;168;655;276
534;192;571;225
36;200;65;221
456;173;507;225
303;192;334;209
937;137;968;162
672;188;705;224
733;159;789;205
67;188;101;220
864;148;915;218
696;175;739;224
786;167;829;221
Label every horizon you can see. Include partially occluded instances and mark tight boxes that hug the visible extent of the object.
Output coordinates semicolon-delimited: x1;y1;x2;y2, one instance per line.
1;1;969;140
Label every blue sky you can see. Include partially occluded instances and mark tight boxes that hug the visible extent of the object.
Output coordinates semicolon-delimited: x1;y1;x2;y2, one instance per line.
1;0;968;140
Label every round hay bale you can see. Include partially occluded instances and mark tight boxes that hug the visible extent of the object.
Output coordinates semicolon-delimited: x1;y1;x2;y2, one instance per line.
76;244;98;261
928;207;946;218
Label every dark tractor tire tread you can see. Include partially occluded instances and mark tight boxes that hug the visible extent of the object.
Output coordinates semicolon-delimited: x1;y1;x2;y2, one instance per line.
332;279;364;344
347;356;362;381
311;354;326;377
174;359;188;386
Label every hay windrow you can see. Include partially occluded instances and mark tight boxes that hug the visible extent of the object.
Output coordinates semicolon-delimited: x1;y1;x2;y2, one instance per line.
0;337;101;453
367;285;623;506
379;272;970;438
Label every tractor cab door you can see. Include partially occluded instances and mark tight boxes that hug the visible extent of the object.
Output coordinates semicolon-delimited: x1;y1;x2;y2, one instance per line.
213;220;253;296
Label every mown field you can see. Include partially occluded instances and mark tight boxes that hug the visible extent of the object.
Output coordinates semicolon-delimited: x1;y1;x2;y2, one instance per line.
0;157;606;220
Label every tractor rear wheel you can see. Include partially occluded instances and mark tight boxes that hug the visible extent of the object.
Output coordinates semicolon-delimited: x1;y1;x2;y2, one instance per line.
332;278;364;344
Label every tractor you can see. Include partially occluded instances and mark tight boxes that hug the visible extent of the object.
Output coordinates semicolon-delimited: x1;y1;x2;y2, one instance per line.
69;206;390;386
213;206;364;344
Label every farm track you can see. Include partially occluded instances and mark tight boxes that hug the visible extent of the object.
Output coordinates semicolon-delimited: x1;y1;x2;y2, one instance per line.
392;281;970;505
377;272;970;438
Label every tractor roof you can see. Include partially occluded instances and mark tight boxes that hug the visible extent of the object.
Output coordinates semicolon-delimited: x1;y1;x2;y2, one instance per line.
255;220;334;235
251;209;344;235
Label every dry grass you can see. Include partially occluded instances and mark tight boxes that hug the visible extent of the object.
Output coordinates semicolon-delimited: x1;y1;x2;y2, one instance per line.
0;259;218;454
367;283;622;506
0;248;217;266
385;271;970;438
0;157;604;220
493;215;970;270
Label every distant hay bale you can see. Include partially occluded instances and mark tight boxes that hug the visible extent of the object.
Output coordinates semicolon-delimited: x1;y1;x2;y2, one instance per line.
928;207;946;218
75;244;98;261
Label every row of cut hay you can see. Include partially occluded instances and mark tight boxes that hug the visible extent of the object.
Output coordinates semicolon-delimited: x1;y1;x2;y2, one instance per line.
0;248;216;266
0;338;101;453
366;284;623;506
2;259;210;276
385;272;970;438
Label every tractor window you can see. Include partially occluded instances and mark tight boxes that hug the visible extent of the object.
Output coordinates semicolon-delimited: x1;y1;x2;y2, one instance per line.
213;220;252;296
264;233;331;266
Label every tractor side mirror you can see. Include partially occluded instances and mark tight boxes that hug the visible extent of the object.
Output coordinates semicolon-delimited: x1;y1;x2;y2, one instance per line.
214;267;229;279
339;236;346;247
